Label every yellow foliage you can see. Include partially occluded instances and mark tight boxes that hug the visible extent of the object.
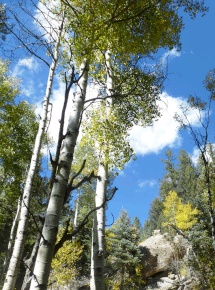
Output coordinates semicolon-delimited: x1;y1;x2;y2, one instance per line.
50;228;83;286
163;191;198;231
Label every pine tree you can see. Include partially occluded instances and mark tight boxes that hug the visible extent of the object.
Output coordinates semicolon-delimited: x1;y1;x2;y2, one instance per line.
142;197;164;239
159;149;178;199
106;209;144;290
132;216;143;242
176;149;198;203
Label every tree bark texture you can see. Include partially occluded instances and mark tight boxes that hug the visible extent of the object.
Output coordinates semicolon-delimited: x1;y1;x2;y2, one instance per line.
2;19;64;290
21;233;41;290
90;49;113;290
0;197;21;286
90;163;107;290
72;188;80;241
29;59;89;290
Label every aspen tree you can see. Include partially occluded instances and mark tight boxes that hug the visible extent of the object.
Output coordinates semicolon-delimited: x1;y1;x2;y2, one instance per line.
2;13;65;290
28;1;207;288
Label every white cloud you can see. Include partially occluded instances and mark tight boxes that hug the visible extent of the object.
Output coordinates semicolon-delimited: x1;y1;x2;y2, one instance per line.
13;57;39;77
18;57;39;70
22;79;35;97
161;48;181;65
138;179;157;189
129;92;202;156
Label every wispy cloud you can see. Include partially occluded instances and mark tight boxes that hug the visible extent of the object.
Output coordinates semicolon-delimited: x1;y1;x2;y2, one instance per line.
18;57;39;70
22;79;35;97
13;57;39;77
138;179;157;189
161;48;181;65
129;92;202;156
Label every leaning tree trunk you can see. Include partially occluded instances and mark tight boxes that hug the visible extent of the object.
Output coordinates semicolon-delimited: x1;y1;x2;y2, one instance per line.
29;59;89;290
2;19;64;290
0;197;21;286
90;49;113;290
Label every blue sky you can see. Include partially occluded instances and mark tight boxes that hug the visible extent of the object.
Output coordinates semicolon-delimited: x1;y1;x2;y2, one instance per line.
4;0;215;228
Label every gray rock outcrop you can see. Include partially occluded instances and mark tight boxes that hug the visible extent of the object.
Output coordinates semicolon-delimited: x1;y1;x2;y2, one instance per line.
139;230;190;278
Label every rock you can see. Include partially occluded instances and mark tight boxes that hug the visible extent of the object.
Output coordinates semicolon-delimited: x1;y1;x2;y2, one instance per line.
139;230;190;278
173;234;191;259
139;230;176;278
143;276;179;290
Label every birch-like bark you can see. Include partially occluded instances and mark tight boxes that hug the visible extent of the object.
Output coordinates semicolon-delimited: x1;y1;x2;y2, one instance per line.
21;233;41;290
90;49;113;290
29;59;89;290
2;19;64;290
72;188;80;241
90;163;108;290
0;197;21;286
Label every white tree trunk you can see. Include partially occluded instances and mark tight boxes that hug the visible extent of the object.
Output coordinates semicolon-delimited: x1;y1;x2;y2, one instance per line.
0;197;21;286
21;232;41;290
90;163;107;290
2;20;64;290
29;59;89;290
90;49;113;290
72;188;80;241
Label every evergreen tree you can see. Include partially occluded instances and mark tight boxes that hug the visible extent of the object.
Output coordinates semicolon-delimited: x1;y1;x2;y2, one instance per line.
159;149;178;199
132;216;143;242
106;209;144;290
176;149;198;203
143;148;199;237
142;197;164;239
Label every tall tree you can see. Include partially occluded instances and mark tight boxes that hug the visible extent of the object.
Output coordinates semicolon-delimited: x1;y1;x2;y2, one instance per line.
0;58;49;287
176;149;199;203
2;7;65;290
175;68;215;251
29;58;89;290
159;149;178;199
28;0;208;288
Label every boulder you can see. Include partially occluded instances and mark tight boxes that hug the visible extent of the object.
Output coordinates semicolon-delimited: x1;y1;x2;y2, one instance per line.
139;230;189;278
139;230;176;278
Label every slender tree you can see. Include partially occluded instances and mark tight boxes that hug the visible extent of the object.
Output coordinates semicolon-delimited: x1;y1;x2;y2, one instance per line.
175;69;215;251
24;1;208;288
29;58;89;289
2;11;65;290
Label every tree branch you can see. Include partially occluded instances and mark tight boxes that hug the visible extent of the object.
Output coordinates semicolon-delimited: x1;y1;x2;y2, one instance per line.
54;187;117;255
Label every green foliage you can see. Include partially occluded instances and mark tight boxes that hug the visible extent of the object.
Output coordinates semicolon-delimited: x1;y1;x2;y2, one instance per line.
63;0;207;65
82;103;135;170
132;216;143;243
105;209;144;289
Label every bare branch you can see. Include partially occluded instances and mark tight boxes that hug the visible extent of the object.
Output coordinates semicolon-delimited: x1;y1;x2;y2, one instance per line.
54;187;117;255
